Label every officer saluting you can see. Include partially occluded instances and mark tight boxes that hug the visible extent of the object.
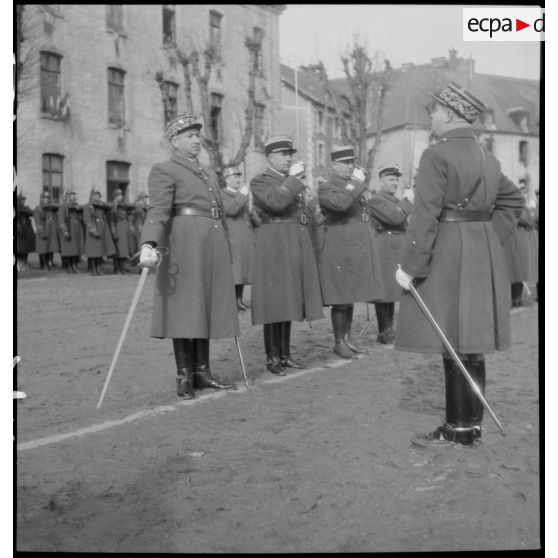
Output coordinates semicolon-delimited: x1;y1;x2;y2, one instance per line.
369;164;414;344
139;114;238;398
250;135;323;375
395;82;523;447
318;145;385;358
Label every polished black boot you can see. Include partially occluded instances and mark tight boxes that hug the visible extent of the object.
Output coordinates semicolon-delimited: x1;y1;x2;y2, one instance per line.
511;282;523;307
375;303;393;344
45;253;53;271
383;303;396;344
172;338;195;399
332;306;356;359
39;254;46;270
264;323;286;375
344;304;367;354
235;284;248;311
113;258;121;275
468;355;486;439
280;321;306;368
71;256;80;273
193;339;237;390
120;258;132;274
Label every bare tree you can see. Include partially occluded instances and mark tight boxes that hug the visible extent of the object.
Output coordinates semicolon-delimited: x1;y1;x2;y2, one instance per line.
304;37;392;171
154;34;261;181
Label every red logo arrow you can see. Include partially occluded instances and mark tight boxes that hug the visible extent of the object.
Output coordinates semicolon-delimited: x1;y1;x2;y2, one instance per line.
516;19;530;31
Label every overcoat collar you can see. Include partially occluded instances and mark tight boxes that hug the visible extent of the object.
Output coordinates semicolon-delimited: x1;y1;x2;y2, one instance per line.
377;190;399;202
439;127;477;142
171;151;205;177
263;167;287;182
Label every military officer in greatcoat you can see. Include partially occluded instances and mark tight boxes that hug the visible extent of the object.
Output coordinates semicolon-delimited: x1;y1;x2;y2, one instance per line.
369;164;414;344
110;188;134;274
318;145;386;359
221;166;257;311
83;189;116;276
139;114;238;398
250;136;324;375
503;180;538;307
58;190;84;273
16;194;36;271
394;82;523;447
33;190;60;271
128;192;149;260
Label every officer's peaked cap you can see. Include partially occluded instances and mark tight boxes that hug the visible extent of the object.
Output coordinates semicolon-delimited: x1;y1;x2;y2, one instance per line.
264;135;297;155
378;164;402;178
223;166;242;178
331;145;356;162
165;114;203;141
430;82;488;124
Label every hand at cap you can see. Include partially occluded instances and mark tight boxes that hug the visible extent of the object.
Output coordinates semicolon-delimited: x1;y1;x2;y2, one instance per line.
351;166;366;184
403;188;415;203
289;162;306;178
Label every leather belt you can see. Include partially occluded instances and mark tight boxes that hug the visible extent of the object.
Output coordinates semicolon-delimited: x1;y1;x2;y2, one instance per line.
439;209;491;222
173;207;222;219
261;215;307;225
325;214;369;226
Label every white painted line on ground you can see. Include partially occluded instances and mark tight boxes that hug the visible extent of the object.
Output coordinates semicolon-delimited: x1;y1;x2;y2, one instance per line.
16;357;359;452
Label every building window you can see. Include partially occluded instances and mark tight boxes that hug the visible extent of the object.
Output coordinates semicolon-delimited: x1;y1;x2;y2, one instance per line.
317;110;324;134
209;10;222;56
210;93;223;142
253;27;265;75
108;67;125;126
162;4;176;46
106;161;130;201
316;141;325;165
107;5;123;32
254;102;265;149
42;154;64;202
40;51;62;114
334;117;341;139
519;140;529;165
162;81;178;124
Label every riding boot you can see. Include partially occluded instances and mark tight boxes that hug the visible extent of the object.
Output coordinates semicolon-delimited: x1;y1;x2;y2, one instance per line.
45;253;52;271
375;303;388;343
172;338;195;399
383;303;396;343
39;254;45;270
61;256;68;272
120;258;132;274
193;339;237;390
443;357;475;445
280;321;306;368
344;304;367;353
235;284;248;311
113;258;121;275
467;355;486;439
332;306;356;359
264;323;285;375
71;257;79;273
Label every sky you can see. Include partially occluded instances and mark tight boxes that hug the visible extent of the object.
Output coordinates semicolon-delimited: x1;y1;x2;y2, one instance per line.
279;4;542;80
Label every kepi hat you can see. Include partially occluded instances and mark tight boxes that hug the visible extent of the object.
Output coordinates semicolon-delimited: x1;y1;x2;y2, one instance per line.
331;145;356;162
223;166;242;179
430;81;488;124
165;114;203;141
264;135;297;155
378;163;402;178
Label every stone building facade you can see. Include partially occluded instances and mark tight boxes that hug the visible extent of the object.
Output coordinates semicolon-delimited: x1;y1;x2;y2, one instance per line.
16;4;285;206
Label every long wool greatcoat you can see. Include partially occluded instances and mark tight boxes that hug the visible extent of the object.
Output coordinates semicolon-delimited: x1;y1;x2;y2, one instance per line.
367;190;413;302
111;203;133;259
318;171;385;305
140;152;239;340
83;203;116;258
395;127;523;355
221;188;255;285
128;206;146;256
33;204;60;254
58;203;84;257
16;203;36;255
503;206;538;283
250;168;324;325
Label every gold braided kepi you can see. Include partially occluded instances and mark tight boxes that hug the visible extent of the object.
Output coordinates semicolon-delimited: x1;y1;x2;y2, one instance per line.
430;82;488;124
165;114;202;140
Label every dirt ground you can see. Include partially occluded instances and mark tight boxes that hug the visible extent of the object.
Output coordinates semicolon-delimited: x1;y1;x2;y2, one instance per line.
15;261;540;553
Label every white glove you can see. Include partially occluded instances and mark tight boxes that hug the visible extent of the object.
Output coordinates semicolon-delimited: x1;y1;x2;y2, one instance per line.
526;199;537;210
395;266;414;291
403;188;415;203
351;166;366;184
139;244;158;268
289;162;306;178
361;188;373;201
239;184;250;196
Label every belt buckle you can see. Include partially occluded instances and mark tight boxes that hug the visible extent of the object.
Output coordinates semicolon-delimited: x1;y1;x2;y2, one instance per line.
300;213;308;225
211;207;220;219
362;212;370;222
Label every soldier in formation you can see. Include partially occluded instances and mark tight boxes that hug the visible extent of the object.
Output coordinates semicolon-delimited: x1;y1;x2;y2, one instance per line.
58;190;84;273
33;190;60;271
110;188;134;274
16;194;35;271
221;166;257;311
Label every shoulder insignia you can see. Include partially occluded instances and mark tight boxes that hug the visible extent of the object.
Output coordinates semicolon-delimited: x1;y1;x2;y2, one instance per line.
279;185;289;193
345;184;355;191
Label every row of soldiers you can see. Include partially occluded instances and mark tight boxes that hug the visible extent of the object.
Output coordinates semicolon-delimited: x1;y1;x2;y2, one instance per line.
15;189;149;275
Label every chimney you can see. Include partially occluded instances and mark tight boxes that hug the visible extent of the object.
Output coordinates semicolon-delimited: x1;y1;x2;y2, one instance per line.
448;48;458;70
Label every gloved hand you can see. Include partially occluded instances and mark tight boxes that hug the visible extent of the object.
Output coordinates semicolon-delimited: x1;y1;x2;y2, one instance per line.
403;188;415;203
63;232;71;240
361;188;373;201
239;184;250;196
289;161;306;179
395;266;414;291
139;244;158;268
351;166;366;184
526;199;537;210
